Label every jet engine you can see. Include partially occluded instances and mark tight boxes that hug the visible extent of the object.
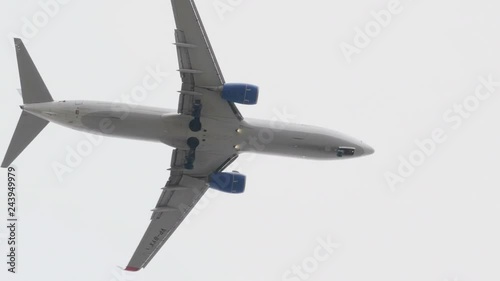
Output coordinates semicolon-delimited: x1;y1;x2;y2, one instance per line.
221;83;259;105
209;172;246;194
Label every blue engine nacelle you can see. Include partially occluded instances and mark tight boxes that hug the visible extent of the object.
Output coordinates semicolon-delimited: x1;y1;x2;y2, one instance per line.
209;172;246;194
221;83;259;105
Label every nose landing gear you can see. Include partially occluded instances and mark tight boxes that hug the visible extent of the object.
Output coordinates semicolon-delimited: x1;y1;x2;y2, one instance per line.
336;147;355;158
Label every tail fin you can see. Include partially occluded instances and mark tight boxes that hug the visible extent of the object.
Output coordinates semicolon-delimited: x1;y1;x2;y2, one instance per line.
1;38;52;168
15;38;53;103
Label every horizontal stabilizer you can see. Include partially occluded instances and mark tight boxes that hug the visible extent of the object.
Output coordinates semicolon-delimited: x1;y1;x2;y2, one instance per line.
1;112;49;168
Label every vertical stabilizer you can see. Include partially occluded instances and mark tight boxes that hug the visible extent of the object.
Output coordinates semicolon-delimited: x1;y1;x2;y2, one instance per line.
14;38;53;104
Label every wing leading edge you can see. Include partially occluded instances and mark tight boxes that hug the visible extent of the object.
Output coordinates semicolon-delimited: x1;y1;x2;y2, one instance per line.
172;0;243;120
125;172;209;271
126;150;238;271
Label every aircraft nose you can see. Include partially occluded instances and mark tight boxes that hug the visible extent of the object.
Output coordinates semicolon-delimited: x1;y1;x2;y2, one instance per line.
361;143;375;156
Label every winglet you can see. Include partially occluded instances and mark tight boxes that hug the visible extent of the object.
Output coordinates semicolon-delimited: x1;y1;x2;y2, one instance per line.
124;266;140;272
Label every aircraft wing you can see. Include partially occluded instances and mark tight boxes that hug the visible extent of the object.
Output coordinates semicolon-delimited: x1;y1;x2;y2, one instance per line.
172;0;243;120
125;149;238;271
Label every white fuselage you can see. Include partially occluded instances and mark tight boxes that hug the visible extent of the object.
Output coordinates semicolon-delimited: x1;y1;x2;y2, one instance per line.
21;100;374;160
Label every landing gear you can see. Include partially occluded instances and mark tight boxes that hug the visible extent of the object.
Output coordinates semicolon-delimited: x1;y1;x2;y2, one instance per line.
189;100;202;132
189;119;202;132
187;137;200;149
185;100;204;169
336;150;344;158
184;137;200;170
336;147;356;158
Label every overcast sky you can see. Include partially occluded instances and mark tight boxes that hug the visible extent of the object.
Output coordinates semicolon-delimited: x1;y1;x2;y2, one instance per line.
1;0;500;281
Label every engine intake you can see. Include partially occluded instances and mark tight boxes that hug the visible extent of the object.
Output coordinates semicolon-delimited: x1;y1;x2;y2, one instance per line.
209;172;246;194
221;83;259;105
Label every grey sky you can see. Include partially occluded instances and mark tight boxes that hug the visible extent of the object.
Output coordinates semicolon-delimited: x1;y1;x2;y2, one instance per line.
1;0;500;281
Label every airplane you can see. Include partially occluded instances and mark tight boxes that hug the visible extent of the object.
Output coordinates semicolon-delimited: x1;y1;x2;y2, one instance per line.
2;0;374;272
